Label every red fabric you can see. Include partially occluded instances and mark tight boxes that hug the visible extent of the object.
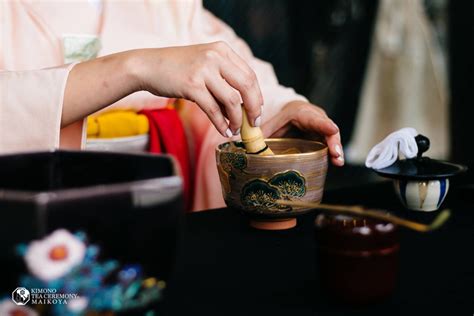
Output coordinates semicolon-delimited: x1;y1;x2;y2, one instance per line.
140;108;192;211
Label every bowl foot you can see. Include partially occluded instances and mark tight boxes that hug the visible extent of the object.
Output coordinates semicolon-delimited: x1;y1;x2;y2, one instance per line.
250;218;297;230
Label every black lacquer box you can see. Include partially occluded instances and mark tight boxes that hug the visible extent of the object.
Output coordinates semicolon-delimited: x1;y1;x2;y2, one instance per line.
0;150;184;292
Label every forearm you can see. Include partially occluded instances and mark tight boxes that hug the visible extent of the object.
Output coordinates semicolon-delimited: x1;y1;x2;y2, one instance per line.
62;50;139;126
63;42;264;136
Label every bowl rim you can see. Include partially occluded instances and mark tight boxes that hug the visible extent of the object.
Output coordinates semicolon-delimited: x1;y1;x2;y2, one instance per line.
216;138;328;158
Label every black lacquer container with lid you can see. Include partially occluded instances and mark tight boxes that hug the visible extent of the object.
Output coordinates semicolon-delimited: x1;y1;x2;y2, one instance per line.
315;214;399;305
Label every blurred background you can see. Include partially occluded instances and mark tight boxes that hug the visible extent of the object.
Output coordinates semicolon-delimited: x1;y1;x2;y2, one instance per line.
204;0;473;183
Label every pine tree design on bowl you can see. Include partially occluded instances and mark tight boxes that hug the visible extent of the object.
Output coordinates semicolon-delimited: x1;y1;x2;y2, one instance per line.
241;179;288;212
269;170;306;198
220;151;248;173
240;170;306;213
218;150;248;194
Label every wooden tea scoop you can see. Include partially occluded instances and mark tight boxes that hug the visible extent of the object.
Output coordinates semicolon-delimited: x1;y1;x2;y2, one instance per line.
241;106;274;155
276;200;451;233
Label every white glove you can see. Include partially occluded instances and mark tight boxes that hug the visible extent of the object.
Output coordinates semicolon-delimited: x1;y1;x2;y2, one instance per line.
365;127;418;169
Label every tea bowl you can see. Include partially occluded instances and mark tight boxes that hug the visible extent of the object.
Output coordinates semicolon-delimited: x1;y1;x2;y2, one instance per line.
216;138;328;230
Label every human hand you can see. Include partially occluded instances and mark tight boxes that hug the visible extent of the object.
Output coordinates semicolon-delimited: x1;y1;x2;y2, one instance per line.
260;101;344;166
130;42;263;137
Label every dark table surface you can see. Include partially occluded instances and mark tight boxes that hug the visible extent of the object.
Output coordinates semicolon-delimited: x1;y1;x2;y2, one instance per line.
162;167;474;315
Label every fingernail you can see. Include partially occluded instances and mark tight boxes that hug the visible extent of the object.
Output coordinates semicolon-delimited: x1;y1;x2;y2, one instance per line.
225;128;233;138
254;116;261;127
335;145;344;164
233;128;241;135
335;144;343;157
332;122;339;131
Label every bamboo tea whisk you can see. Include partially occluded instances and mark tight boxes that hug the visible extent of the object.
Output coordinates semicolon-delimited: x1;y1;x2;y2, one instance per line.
241;106;274;155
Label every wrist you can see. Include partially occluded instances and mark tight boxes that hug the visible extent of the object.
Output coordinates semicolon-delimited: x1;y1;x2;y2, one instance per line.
122;49;149;93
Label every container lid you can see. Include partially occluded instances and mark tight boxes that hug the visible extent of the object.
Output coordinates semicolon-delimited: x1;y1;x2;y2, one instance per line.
315;214;399;251
374;135;467;180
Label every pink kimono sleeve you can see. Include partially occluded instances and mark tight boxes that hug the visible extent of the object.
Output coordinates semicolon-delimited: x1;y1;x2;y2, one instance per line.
199;9;308;121
0;64;75;154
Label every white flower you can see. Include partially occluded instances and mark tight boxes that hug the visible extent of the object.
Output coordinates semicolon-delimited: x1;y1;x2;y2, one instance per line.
67;296;89;312
24;229;86;281
0;299;38;316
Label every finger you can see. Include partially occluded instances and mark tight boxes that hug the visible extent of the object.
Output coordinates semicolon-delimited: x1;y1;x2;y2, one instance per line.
219;60;262;127
292;100;329;119
313;106;330;119
326;132;344;166
225;47;265;105
294;110;343;164
205;76;242;134
190;90;232;138
295;115;339;137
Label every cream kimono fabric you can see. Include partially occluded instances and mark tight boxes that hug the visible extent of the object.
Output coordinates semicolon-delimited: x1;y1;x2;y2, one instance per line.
347;0;449;162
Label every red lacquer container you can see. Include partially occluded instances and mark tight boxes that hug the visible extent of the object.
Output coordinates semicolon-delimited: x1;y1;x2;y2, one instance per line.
315;214;399;305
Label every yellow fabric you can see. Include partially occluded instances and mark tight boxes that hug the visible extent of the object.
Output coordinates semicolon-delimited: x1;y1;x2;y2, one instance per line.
87;110;149;138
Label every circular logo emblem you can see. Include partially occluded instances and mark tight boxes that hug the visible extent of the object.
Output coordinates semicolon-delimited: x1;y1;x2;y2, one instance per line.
11;287;30;305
